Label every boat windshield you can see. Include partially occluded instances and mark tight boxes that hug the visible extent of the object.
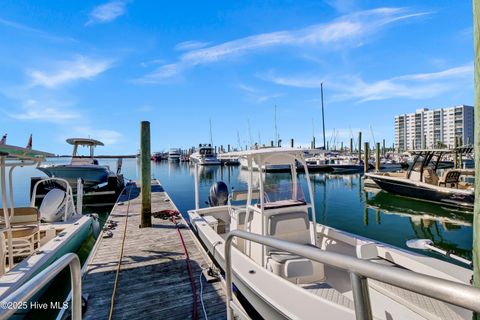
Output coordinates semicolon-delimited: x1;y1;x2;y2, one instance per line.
263;181;306;203
200;148;214;156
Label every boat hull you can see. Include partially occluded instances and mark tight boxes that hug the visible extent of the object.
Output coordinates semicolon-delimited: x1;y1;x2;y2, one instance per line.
38;165;109;189
370;175;474;209
0;216;96;318
330;164;364;173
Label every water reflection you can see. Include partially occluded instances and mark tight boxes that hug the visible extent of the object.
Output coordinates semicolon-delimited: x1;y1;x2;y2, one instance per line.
26;159;470;263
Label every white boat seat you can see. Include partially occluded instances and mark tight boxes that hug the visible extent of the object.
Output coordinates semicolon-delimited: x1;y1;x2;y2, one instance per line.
267;251;314;279
269;250;304;263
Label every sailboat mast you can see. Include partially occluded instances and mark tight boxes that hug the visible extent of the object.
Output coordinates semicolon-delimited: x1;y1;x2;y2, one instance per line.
321;83;326;150
209;118;213;146
274;105;278;147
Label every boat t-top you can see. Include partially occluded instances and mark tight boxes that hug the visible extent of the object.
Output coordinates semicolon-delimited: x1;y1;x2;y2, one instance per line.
38;138;116;190
188;148;478;319
366;147;474;209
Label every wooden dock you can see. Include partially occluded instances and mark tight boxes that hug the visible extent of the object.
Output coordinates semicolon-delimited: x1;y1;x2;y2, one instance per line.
82;180;226;319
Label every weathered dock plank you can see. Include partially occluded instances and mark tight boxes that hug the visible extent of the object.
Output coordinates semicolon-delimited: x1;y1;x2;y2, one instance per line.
82;180;226;319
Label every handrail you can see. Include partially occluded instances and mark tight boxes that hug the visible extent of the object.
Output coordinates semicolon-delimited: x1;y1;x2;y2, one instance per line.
0;253;82;320
225;230;480;320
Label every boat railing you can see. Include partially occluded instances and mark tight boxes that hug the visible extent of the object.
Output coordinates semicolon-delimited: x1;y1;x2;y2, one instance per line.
0;253;82;320
225;230;480;320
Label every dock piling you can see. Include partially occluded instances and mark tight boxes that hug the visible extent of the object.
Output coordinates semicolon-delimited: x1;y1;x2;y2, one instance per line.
375;142;380;172
364;142;369;173
358;132;362;162
140;121;152;228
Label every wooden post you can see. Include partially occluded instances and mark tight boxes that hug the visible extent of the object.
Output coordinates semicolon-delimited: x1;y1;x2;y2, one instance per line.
290;138;294;148
312;137;316;149
473;0;480;298
270;140;274;147
375;142;380;172
350;138;353;154
454;137;458;169
140;121;152;228
364;142;369;173
327;141;329;151
341;141;343;151
227;144;230;152
358;132;362;162
382;139;385;156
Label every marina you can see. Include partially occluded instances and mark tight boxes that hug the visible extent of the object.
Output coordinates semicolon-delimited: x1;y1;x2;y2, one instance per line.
0;1;480;319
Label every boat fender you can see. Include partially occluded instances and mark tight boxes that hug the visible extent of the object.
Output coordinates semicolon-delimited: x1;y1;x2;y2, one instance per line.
208;181;229;207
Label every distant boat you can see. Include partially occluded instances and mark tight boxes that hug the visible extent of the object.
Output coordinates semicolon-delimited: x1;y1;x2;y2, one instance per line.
151;152;164;161
168;148;181;161
37;138;120;190
190;144;221;165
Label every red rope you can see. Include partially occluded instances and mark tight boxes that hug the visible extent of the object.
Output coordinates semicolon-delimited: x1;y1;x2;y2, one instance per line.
170;214;198;320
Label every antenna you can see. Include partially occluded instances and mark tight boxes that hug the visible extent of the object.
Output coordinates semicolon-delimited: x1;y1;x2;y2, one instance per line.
321;83;326;149
237;130;241;150
370;124;376;146
209;118;213;145
274;105;278;146
247;118;253;147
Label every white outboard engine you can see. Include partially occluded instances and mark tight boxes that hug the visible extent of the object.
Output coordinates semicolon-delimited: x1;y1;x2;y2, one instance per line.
39;188;75;222
208;181;229;207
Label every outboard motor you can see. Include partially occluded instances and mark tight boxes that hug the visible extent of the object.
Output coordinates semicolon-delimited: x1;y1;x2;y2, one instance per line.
39;188;75;222
208;181;229;207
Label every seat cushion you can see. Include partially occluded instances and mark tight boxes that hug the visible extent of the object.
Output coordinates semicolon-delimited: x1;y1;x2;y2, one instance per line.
269;250;304;263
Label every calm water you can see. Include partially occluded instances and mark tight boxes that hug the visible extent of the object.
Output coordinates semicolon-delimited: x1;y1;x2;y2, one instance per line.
3;157;473;271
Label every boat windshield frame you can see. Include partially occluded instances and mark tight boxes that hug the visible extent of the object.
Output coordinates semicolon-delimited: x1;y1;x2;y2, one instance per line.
407;147;474;180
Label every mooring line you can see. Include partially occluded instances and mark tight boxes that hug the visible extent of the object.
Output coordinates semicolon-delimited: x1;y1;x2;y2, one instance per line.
108;181;134;320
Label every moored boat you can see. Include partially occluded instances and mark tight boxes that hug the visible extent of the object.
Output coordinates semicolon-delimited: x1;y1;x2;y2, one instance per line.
37;138;122;191
0;143;99;317
188;148;475;319
366;148;474;209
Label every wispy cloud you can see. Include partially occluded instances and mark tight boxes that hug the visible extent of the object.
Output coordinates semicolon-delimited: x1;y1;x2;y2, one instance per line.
175;40;211;51
86;1;128;26
0;17;75;42
236;83;284;103
27;56;112;88
262;64;473;103
138;7;429;83
9;99;80;123
72;126;122;145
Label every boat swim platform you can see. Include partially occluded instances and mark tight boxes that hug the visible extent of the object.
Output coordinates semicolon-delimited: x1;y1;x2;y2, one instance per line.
82;179;226;319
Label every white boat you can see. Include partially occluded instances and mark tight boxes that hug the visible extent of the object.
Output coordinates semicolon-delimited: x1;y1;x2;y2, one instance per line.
0;143;99;312
37;138;120;190
188;148;477;320
190;144;221;165
168;148;181;161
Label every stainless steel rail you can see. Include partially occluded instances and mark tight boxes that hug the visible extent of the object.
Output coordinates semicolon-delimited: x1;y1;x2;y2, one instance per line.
225;230;480;320
0;253;82;320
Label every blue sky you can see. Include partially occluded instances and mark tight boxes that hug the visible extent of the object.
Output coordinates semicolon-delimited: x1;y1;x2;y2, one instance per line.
0;0;474;154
